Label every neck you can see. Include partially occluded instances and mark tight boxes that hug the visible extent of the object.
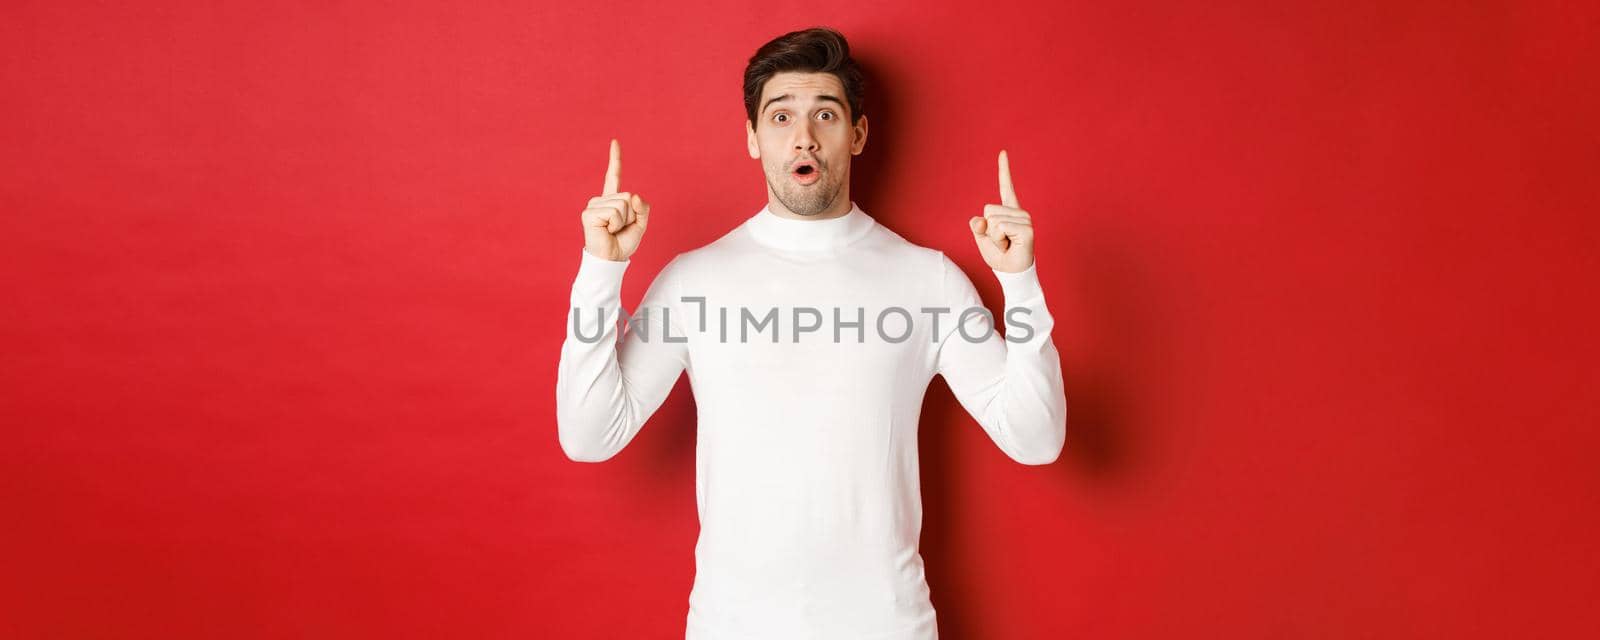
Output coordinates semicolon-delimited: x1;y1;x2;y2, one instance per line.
746;200;875;252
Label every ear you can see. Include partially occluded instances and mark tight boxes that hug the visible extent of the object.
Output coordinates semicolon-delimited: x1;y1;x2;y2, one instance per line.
746;120;761;159
850;113;869;156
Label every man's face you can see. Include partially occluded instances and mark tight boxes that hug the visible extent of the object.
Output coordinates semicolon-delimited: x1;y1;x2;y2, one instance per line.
746;71;869;217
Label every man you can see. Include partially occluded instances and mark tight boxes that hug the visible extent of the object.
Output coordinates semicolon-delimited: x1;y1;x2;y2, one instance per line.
556;26;1066;640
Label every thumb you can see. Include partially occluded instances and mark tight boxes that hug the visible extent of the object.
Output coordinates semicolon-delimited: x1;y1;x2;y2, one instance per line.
635;197;651;230
969;216;987;236
970;216;1003;265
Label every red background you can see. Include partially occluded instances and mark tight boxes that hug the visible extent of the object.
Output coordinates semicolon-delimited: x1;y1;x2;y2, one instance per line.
4;1;1597;637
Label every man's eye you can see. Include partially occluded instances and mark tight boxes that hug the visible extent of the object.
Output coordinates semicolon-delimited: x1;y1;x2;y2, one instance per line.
818;111;834;120
774;113;789;123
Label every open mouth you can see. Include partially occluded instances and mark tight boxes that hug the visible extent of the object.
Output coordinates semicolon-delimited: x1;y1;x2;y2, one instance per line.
791;161;820;184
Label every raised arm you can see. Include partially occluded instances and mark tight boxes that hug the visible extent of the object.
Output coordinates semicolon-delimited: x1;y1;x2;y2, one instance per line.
934;255;1067;465
937;149;1067;465
555;140;688;462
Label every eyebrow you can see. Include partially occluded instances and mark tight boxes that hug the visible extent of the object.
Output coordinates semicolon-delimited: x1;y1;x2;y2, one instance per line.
761;93;847;115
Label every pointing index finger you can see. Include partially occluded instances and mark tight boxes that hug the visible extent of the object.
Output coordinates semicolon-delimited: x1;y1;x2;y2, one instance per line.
998;149;1018;208
603;139;620;195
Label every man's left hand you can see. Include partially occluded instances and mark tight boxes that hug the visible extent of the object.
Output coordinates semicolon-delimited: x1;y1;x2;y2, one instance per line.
968;149;1035;273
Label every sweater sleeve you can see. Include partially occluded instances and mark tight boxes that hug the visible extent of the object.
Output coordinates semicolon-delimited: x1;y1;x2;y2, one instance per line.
555;248;690;462
932;253;1067;465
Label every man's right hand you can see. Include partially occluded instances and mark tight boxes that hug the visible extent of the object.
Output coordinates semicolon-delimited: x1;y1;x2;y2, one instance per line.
581;139;650;261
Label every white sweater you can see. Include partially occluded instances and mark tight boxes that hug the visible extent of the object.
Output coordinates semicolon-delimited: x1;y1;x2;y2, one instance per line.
556;201;1067;640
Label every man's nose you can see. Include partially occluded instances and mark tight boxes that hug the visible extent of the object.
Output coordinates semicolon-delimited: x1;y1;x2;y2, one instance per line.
792;122;818;153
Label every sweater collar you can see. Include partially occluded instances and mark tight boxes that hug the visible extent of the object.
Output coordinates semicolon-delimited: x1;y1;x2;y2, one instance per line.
745;201;876;252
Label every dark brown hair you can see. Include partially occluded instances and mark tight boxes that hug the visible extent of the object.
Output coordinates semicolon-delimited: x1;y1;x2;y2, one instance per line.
743;27;865;127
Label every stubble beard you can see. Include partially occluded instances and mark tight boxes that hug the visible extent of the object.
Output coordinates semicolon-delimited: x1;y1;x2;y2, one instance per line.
769;165;843;217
